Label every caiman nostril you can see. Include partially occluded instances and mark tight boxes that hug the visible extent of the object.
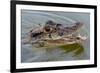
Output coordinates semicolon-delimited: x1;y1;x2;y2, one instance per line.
76;37;80;40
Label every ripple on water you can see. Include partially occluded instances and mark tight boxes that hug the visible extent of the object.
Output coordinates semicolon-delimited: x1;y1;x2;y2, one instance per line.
21;10;90;63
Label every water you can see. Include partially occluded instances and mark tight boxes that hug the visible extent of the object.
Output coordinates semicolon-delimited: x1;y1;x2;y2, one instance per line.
21;10;90;63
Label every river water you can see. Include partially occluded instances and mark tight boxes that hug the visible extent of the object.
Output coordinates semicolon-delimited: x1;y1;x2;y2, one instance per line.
21;10;90;63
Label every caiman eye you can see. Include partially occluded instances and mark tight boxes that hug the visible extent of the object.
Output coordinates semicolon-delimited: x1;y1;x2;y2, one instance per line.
44;26;51;32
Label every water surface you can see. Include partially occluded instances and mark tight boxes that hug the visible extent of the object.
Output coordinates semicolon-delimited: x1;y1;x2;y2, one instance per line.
21;10;90;63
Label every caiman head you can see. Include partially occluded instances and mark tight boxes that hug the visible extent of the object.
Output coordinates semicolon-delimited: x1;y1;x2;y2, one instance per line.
29;20;83;41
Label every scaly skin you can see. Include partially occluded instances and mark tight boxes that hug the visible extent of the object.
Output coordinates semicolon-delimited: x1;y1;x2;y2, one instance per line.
28;20;86;45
